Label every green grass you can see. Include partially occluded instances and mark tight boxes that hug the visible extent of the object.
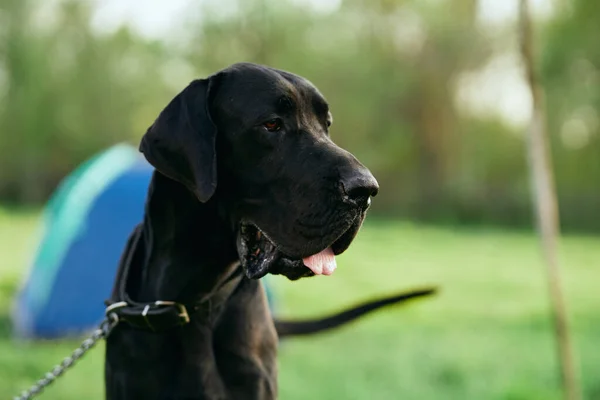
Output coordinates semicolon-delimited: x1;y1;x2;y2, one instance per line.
1;209;599;399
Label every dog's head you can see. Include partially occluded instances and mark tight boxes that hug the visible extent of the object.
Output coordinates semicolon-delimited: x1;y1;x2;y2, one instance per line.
140;62;378;281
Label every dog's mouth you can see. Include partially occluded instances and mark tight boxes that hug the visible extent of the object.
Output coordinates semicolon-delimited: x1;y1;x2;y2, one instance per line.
236;216;363;281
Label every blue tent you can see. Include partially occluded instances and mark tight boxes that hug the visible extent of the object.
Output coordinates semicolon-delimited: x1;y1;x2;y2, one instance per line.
12;144;277;339
12;144;154;338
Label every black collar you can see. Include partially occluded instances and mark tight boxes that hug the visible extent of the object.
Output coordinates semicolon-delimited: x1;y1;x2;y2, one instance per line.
104;224;243;332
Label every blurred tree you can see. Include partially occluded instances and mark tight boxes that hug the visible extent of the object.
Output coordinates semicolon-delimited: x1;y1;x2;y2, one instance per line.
540;0;600;231
0;0;598;232
0;0;170;203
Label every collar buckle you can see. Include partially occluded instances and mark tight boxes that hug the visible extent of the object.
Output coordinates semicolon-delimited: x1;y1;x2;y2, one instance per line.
153;301;190;324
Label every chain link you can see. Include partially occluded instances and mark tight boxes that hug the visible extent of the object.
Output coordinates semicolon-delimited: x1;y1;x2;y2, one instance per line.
13;313;119;400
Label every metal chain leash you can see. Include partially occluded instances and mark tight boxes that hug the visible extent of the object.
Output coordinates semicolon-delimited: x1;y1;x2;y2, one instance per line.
13;313;119;400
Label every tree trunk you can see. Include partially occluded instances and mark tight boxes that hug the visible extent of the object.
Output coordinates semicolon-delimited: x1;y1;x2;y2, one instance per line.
518;2;580;399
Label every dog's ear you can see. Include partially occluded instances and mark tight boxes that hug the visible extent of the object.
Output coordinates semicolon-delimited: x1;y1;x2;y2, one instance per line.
139;77;220;203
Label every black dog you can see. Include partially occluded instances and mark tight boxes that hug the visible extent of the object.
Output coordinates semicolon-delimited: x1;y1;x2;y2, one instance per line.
104;62;434;400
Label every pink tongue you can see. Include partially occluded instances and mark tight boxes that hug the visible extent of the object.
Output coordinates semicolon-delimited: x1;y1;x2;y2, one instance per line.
302;247;337;276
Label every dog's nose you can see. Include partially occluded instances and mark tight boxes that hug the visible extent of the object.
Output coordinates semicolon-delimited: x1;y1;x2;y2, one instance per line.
340;170;379;208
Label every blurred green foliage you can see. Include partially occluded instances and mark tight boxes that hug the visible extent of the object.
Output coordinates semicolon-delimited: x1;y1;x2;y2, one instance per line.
0;0;598;231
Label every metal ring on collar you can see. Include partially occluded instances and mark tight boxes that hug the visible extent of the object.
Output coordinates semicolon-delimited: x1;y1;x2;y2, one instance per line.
105;301;128;315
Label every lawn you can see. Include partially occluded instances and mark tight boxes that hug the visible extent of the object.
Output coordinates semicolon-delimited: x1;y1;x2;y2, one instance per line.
1;208;599;399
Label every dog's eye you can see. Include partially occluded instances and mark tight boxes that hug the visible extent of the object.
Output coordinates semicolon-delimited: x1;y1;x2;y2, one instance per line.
263;118;282;132
326;120;332;127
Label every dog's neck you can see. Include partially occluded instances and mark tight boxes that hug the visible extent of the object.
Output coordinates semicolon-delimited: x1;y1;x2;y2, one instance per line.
130;171;239;303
